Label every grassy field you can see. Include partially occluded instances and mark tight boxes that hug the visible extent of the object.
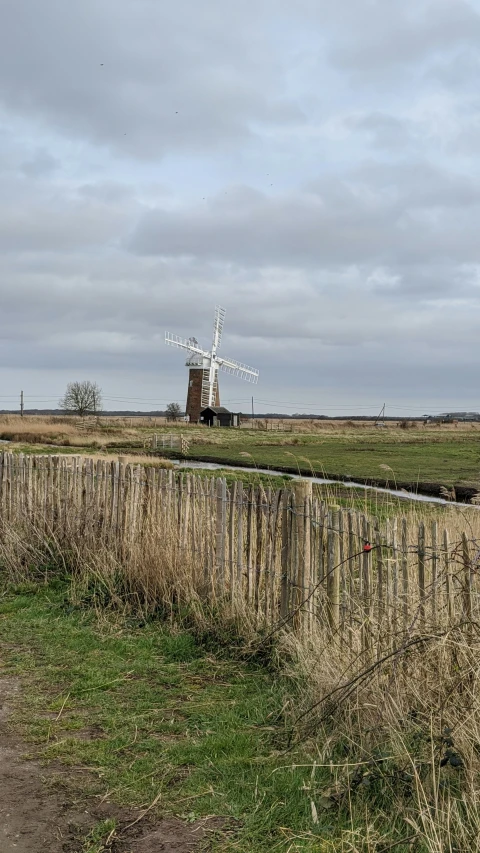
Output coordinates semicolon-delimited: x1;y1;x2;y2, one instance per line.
185;425;480;492
2;581;475;853
1;415;480;498
0;583;365;852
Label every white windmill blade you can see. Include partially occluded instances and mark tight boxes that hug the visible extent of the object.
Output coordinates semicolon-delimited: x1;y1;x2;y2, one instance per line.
212;305;226;353
217;356;259;384
165;332;206;356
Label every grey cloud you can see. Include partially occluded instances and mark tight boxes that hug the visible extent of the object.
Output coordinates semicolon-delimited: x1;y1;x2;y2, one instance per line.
325;0;480;75
1;242;479;349
128;162;480;268
20;148;59;178
2;237;480;411
426;49;480;87
77;182;136;204
345;161;480;209
0;202;130;253
0;171;137;252
1;0;480;410
344;113;416;150
0;0;303;159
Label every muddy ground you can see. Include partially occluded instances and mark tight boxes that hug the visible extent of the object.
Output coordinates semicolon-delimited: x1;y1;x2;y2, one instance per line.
0;678;216;853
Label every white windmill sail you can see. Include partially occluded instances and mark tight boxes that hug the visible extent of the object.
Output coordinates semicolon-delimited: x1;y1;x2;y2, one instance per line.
164;333;204;356
217;356;259;383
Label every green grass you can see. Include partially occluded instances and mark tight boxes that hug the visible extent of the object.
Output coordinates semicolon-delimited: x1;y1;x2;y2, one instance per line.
83;819;117;853
13;443;93;455
177;466;457;521
0;583;469;852
180;465;294;489
0;584;334;852
7;419;480;492
184;428;480;489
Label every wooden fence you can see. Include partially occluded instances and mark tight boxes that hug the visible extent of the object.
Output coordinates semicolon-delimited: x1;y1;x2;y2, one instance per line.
0;452;478;654
146;433;190;453
75;417;100;432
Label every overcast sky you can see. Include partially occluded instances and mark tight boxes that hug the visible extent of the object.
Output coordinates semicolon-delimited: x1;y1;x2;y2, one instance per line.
1;0;480;416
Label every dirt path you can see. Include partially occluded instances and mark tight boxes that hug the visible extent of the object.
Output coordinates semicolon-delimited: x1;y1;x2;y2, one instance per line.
0;678;213;853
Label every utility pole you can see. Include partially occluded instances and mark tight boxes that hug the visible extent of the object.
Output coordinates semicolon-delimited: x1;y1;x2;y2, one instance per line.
251;395;254;428
374;403;385;427
20;390;24;418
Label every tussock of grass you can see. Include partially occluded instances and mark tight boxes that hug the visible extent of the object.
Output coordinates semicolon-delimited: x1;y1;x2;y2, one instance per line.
278;623;480;852
83;819;117;853
70;451;174;469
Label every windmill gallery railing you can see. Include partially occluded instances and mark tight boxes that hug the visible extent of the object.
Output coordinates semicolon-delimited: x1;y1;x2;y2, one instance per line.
0;452;478;654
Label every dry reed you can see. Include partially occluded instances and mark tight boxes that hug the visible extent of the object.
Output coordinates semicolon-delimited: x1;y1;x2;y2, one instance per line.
1;450;480;851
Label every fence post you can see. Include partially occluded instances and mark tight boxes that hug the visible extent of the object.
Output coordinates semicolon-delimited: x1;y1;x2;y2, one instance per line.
26;454;33;525
462;532;472;636
339;510;346;637
246;485;255;602
418;522;426;629
327;505;341;634
444;529;454;624
110;460;118;542
269;489;282;625
18;453;25;520
347;510;357;648
280;490;290;619
362;516;372;657
292;480;313;634
255;487;265;615
215;478;227;596
374;517;384;653
390;518;398;645
181;474;191;551
263;487;272;622
229;482;237;602
431;521;438;625
401;517;409;631
236;481;244;592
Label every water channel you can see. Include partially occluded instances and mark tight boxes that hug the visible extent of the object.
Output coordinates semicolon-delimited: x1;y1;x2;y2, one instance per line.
0;441;475;509
173;459;477;509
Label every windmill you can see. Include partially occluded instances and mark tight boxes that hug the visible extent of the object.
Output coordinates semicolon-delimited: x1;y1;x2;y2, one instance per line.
165;306;259;422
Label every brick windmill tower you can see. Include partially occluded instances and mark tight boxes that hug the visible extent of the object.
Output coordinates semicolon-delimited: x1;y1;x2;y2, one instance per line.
165;306;259;422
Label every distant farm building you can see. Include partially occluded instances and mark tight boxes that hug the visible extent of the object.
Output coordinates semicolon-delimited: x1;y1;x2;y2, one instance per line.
200;406;240;427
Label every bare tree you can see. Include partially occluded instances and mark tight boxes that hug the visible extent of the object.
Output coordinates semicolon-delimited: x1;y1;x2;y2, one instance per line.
166;402;182;422
59;381;102;417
